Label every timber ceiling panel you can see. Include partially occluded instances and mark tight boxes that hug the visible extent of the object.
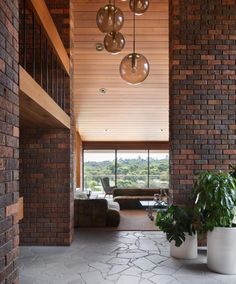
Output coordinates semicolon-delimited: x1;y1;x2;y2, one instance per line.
72;0;169;141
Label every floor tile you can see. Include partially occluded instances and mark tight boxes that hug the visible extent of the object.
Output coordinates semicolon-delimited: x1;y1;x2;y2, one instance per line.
19;230;236;284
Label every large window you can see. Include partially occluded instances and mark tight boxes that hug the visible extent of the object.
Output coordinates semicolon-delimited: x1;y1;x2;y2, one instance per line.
83;149;169;192
83;150;115;192
117;150;148;188
149;151;169;189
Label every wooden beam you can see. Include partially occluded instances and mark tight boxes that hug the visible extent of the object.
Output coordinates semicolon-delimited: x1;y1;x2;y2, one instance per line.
30;0;70;75
83;141;169;150
20;66;70;129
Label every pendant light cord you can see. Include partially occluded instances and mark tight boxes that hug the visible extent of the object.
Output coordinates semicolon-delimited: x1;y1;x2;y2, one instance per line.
133;3;136;54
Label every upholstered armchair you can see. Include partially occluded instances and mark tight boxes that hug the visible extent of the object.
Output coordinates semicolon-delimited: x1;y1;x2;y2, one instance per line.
101;177;117;197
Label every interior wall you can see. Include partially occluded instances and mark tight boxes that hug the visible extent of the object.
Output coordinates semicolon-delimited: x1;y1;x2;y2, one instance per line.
19;129;73;245
0;0;19;282
18;0;74;245
169;0;236;204
45;0;71;116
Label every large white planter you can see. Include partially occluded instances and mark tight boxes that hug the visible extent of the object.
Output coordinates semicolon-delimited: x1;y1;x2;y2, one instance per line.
207;227;236;274
170;233;198;259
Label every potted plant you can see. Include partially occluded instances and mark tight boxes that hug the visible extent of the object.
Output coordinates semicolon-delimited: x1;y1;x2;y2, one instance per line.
193;171;236;274
156;205;198;259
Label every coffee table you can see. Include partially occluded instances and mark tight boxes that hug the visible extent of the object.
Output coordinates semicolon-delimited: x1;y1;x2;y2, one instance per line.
140;200;167;221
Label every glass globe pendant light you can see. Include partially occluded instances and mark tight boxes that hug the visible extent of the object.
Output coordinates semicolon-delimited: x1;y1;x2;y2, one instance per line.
96;0;124;33
104;0;125;54
104;31;125;54
129;0;149;15
120;7;149;84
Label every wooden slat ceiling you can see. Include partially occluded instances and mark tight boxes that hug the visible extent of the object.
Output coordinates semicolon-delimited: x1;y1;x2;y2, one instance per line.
72;0;169;141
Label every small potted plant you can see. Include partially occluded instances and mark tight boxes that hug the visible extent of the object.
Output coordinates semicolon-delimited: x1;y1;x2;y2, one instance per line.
193;171;236;274
156;205;198;259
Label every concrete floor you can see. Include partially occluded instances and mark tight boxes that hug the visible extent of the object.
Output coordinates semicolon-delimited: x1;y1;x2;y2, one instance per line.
20;230;236;284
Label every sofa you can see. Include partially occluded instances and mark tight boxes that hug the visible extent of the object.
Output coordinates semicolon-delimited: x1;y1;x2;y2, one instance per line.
74;198;120;227
113;188;169;209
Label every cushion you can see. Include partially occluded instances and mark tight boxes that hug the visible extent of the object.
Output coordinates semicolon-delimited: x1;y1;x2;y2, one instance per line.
74;190;88;200
108;201;120;211
114;196;155;201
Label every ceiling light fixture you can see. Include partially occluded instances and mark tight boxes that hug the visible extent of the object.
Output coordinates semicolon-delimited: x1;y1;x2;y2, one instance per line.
129;0;149;15
99;88;107;95
104;31;125;54
103;0;125;54
119;4;149;84
96;43;104;51
96;0;124;33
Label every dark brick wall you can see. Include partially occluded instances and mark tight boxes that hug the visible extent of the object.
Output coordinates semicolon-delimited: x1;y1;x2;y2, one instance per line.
19;129;73;246
45;0;70;52
44;0;71;115
0;0;19;283
45;0;71;118
19;0;74;246
169;0;236;204
19;0;70;115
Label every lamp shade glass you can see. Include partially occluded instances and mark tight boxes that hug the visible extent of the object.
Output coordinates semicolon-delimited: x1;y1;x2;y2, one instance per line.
104;31;125;54
96;4;124;33
129;0;149;15
120;53;150;84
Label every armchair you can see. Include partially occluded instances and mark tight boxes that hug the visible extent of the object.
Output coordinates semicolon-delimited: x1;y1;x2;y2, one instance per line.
101;177;117;197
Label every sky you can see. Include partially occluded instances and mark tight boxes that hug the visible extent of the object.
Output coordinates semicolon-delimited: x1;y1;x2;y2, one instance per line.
84;151;169;162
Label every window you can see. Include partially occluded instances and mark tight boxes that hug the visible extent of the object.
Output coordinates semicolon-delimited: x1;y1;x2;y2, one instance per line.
83;149;169;191
83;150;115;193
117;150;148;188
149;150;169;189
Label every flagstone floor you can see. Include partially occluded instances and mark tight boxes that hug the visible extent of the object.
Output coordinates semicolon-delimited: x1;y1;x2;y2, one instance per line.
20;230;236;284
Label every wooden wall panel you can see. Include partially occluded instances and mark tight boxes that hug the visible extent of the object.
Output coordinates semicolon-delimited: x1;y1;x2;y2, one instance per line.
83;141;169;150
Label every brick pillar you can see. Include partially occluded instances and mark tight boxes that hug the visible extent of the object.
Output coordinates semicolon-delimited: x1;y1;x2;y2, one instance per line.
19;0;74;246
169;0;236;205
19;129;73;246
0;0;19;283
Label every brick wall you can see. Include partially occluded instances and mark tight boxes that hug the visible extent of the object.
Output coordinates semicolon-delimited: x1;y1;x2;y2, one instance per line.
45;0;71;115
19;0;74;246
45;0;70;51
19;129;73;246
170;0;236;204
19;0;71;115
0;0;19;283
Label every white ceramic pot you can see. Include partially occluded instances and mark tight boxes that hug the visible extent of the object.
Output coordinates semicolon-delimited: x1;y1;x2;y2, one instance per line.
170;232;198;259
207;227;236;274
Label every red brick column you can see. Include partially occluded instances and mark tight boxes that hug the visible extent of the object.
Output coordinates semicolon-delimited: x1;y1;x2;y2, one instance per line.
0;0;19;282
169;0;236;204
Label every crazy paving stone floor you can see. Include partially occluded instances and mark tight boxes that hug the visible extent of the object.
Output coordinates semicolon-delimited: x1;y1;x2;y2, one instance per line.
20;230;236;284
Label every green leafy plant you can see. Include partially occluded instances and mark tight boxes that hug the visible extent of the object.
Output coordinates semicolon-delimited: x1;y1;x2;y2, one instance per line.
193;171;236;233
156;205;196;247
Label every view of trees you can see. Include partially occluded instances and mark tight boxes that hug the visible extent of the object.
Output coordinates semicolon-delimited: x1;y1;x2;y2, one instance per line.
84;155;169;192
